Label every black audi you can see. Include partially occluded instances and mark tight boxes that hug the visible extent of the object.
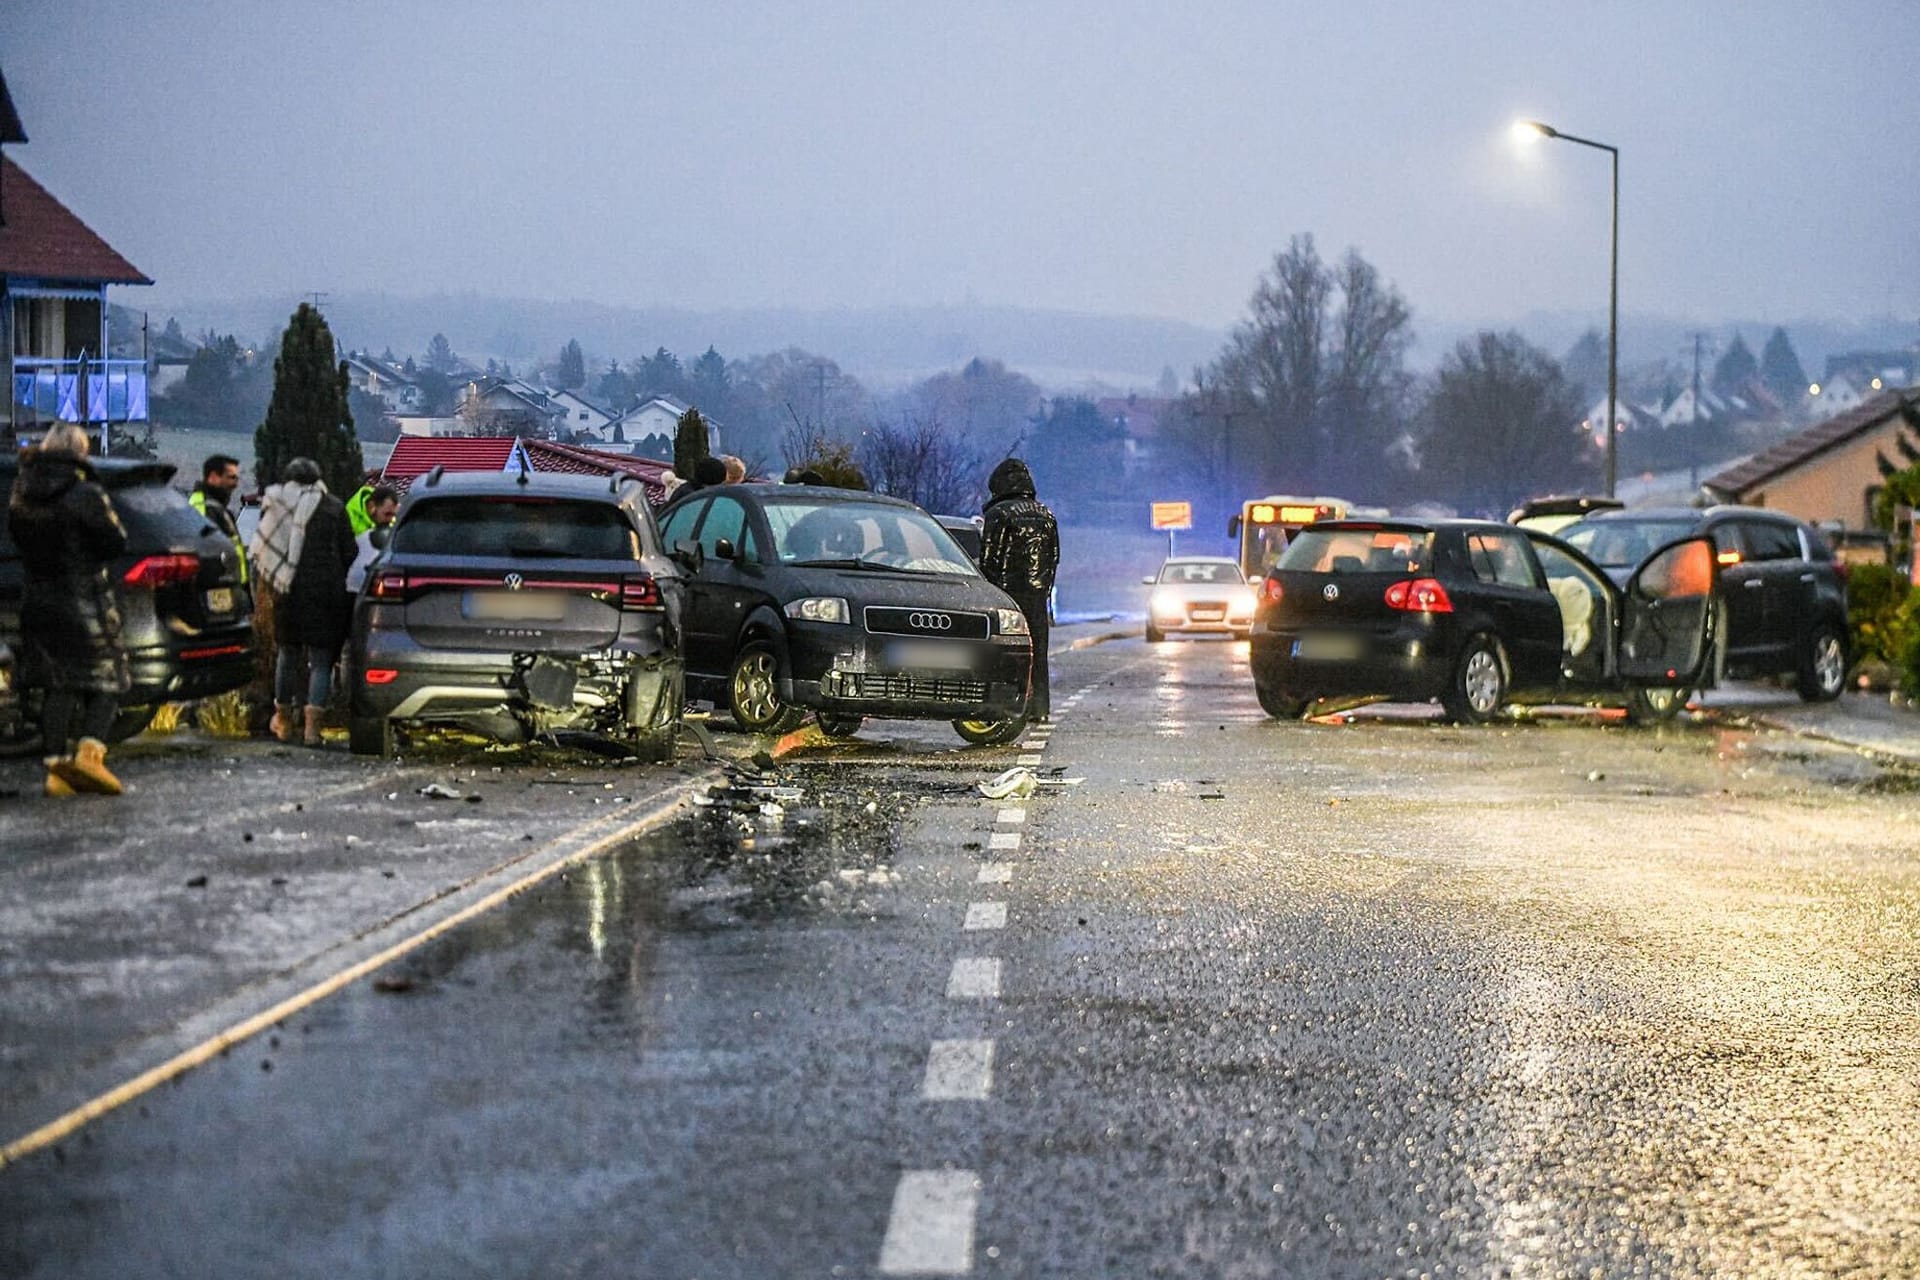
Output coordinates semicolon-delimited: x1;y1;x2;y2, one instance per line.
657;485;1033;742
1249;518;1719;723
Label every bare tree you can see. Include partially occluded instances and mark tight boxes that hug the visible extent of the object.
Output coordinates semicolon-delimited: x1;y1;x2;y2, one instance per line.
1417;331;1587;515
859;416;985;514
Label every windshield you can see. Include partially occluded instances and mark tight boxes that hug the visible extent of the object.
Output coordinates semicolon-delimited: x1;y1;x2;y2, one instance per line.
1560;518;1696;568
763;499;976;575
393;497;639;559
1157;560;1245;585
1277;528;1432;574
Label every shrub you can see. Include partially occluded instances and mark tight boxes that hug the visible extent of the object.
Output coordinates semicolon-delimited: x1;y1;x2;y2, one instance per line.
1846;562;1911;666
1895;592;1920;695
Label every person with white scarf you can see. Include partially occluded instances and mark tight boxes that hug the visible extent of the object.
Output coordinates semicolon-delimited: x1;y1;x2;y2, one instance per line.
247;458;357;746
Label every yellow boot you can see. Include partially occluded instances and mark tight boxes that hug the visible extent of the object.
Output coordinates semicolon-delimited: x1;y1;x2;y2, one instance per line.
44;757;76;798
52;737;122;796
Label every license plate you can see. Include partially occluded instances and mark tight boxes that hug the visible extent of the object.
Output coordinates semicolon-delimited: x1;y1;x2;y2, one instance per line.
464;590;567;622
1191;609;1225;622
1293;633;1363;661
205;587;234;615
886;640;975;670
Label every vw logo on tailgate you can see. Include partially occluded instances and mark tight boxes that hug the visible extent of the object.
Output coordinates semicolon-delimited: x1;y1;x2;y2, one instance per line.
1323;583;1340;601
504;572;525;590
908;611;953;631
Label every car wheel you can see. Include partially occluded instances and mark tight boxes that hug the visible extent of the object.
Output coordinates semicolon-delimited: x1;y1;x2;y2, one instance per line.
1624;685;1690;725
1145;623;1165;643
1254;681;1307;720
1798;623;1846;702
349;713;395;757
729;643;807;734
817;713;864;738
953;716;1026;746
105;705;156;743
1442;635;1507;724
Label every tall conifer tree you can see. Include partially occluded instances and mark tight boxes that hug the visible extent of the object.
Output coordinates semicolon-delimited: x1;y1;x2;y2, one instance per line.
255;303;364;493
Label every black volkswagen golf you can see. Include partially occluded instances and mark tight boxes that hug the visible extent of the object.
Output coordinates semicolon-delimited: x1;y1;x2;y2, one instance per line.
1249;518;1719;723
657;485;1033;742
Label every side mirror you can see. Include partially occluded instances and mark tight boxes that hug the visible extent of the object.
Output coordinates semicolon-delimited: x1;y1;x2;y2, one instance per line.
670;539;705;573
1226;515;1242;537
713;537;738;563
1141;576;1156;585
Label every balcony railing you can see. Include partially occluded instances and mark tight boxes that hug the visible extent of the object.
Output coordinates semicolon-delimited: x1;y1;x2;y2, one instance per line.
10;357;150;423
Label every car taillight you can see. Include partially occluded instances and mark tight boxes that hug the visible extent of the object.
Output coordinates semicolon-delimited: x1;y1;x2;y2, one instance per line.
620;575;662;610
363;668;399;685
1384;577;1453;612
122;554;201;589
1261;577;1284;604
369;571;408;600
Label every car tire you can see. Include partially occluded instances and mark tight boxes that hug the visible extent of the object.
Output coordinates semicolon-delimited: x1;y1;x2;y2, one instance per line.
1797;623;1846;702
1145;623;1165;643
106;705;156;743
817;713;864;738
953;716;1026;746
1254;681;1308;720
349;713;395;757
1442;635;1507;724
1624;685;1690;725
729;643;807;735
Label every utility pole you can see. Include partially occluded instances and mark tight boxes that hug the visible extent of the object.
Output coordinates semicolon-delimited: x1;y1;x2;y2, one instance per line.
1690;332;1703;491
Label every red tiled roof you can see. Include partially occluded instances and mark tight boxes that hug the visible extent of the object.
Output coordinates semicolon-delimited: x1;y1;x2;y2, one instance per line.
524;439;672;504
1705;389;1919;496
381;436;516;493
0;156;150;285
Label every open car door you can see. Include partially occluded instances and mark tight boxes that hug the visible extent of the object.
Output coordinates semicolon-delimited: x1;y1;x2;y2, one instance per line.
1617;536;1717;685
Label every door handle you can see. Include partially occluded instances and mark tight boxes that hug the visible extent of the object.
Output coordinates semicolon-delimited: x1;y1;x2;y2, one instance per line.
1799;573;1815;582
1743;580;1763;589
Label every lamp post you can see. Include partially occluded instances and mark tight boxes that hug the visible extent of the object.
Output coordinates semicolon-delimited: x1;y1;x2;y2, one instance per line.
1517;119;1620;497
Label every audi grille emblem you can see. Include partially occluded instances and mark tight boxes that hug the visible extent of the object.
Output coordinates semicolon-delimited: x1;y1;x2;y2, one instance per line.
908;611;953;631
504;573;525;591
1323;583;1340;601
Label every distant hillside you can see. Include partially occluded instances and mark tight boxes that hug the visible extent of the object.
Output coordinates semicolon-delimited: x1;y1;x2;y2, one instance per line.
136;293;1226;392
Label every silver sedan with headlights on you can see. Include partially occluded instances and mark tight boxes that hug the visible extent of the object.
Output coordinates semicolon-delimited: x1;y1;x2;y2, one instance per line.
1144;556;1257;642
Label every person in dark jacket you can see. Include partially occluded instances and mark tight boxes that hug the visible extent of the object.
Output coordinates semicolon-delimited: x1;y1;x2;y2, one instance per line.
248;457;357;746
7;423;131;796
979;457;1059;721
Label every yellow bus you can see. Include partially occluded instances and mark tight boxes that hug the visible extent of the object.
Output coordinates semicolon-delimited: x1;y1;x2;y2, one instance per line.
1228;496;1358;580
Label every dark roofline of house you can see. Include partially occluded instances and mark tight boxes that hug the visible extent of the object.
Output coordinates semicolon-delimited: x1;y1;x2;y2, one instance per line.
1704;388;1918;496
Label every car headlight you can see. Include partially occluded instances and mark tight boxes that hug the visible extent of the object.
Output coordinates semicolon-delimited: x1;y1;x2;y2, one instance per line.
784;596;849;623
994;607;1030;636
1151;589;1181;617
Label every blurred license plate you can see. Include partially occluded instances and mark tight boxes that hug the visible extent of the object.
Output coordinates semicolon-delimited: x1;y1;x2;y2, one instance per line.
1293;633;1363;660
886;640;973;670
1190;609;1225;621
465;590;566;621
205;587;234;615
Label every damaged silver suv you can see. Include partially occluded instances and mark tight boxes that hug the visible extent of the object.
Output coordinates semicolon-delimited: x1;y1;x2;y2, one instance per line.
346;467;686;759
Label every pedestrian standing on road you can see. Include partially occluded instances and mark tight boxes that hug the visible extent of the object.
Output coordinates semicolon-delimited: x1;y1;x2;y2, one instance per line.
980;457;1059;722
7;422;131;796
249;457;357;747
189;453;249;586
344;484;400;594
344;469;382;537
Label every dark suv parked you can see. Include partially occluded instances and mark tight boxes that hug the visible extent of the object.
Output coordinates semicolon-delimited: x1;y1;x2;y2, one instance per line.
1558;506;1849;700
346;467;686;759
0;455;253;744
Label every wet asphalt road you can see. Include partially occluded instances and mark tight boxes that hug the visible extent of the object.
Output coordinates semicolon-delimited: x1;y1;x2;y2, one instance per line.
5;637;1920;1278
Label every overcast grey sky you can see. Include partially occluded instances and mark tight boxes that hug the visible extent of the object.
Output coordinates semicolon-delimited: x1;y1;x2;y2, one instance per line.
8;0;1918;333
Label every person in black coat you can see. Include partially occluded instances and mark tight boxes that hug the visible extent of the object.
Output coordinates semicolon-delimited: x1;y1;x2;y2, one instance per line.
979;457;1060;721
7;422;131;795
250;457;357;746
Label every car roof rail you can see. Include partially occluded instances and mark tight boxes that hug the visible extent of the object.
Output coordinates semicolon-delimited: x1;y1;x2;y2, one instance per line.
423;464;444;488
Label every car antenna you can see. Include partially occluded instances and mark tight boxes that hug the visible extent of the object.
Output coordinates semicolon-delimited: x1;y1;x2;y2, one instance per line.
424;464;444;488
515;451;531;486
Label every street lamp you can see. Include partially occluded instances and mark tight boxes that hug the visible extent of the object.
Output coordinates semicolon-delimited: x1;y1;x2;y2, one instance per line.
1517;118;1621;498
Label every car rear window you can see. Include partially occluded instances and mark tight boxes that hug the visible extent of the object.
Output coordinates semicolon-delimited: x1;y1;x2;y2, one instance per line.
1277;528;1432;574
394;497;638;559
110;483;214;548
1560;518;1697;567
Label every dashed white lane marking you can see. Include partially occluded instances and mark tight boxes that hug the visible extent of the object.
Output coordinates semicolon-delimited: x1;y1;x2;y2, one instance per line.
879;1170;980;1275
947;957;1001;999
922;1039;995;1100
1017;753;1043;765
996;807;1025;825
989;830;1021;851
964;901;1008;931
975;862;1012;884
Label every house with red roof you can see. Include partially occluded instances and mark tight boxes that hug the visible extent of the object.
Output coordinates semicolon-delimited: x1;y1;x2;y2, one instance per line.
1;67;152;449
379;434;673;505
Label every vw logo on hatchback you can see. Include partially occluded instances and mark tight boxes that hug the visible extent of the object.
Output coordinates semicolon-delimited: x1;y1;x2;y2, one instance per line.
504;573;525;590
908;611;953;631
1323;583;1340;601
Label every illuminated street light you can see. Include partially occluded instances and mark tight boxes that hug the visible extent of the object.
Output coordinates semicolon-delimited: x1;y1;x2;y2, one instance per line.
1516;117;1621;497
1809;383;1822;396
